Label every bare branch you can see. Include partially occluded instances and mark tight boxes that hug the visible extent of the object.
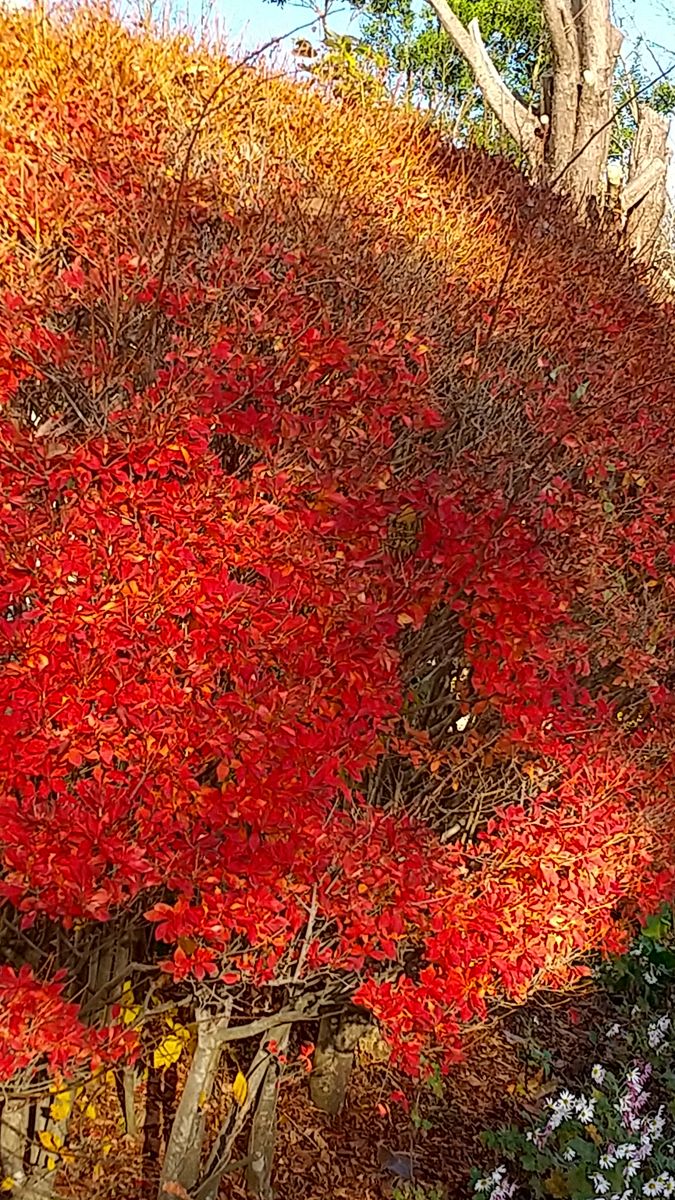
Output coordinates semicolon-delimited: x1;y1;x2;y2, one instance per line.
292;885;318;984
622;158;668;213
426;0;542;159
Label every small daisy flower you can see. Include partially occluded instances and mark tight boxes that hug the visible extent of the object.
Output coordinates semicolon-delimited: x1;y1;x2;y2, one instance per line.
593;1064;607;1086
577;1096;596;1124
643;1179;663;1197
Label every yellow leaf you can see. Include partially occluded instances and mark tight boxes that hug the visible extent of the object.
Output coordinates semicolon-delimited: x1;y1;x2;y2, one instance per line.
46;1157;56;1173
119;981;141;1026
49;1089;73;1122
102;1141;113;1157
85;1102;97;1120
153;1025;190;1070
544;1169;569;1198
38;1131;63;1154
1;1179;15;1192
232;1070;248;1106
397;613;413;626
93;1164;104;1182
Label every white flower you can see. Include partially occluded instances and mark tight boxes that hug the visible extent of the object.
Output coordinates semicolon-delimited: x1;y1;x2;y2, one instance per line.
548;1091;577;1129
593;1175;611;1194
474;1178;492;1193
625;1164;639;1181
643;1180;664;1197
608;1023;622;1038
645;1108;665;1138
577;1097;596;1124
647;1019;668;1049
601;1155;617;1169
593;1064;607;1085
563;1147;576;1162
627;1064;652;1089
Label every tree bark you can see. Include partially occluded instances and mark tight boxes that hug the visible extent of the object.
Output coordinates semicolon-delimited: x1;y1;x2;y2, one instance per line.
158;1005;231;1200
309;1008;371;1116
196;1027;290;1200
624;104;670;261
423;0;670;260
539;0;579;174
245;1027;290;1200
0;1092;71;1200
565;0;622;210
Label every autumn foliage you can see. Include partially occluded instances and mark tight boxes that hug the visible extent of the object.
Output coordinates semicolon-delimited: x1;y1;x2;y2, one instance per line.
0;0;675;1140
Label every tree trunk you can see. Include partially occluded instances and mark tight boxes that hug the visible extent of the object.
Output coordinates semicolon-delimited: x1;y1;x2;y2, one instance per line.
425;0;670;261
245;1027;290;1200
309;1007;371;1116
624;104;670;261
562;0;622;210
0;1092;71;1200
196;1026;290;1200
158;1006;231;1200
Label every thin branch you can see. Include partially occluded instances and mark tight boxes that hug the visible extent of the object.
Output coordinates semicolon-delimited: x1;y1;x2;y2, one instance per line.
292;885;318;984
145;16;320;345
218;1004;342;1044
425;0;541;157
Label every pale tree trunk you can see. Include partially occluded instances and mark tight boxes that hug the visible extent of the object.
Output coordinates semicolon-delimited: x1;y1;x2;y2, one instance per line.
158;1005;232;1200
425;0;671;262
564;0;623;211
309;1007;371;1116
623;104;670;261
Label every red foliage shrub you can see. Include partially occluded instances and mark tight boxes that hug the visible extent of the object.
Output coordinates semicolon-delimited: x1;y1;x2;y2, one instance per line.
0;5;674;1091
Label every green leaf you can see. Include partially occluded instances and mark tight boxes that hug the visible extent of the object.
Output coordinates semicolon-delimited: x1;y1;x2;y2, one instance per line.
566;1164;595;1200
568;1137;597;1164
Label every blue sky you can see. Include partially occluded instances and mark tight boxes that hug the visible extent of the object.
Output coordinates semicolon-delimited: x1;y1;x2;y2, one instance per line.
216;0;674;62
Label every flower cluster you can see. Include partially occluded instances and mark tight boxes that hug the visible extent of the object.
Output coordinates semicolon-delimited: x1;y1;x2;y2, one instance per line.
473;1165;516;1199
476;1001;675;1200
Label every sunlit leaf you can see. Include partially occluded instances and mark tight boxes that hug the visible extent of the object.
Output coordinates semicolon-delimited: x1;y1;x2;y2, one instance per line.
232;1070;248;1106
